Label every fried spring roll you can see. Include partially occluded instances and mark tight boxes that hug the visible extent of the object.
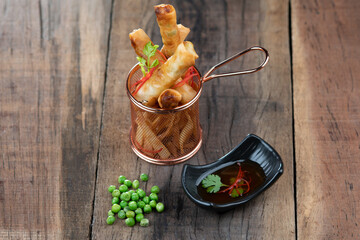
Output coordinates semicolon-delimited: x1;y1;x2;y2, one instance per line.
155;4;181;58
178;24;190;42
158;89;182;109
129;28;197;106
134;41;198;106
129;29;166;63
173;78;197;104
129;26;189;64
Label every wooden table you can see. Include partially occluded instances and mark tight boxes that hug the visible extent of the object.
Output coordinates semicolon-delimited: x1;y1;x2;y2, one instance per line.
1;0;359;239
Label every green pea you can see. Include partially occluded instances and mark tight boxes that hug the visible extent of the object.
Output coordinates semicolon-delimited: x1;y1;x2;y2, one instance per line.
106;215;115;225
124;180;132;188
128;201;137;210
140;218;149;227
118;210;126;219
137;189;146;198
125;217;135;227
143;196;150;204
108;210;115;216
108;185;116;193
118;175;126;184
123;206;131;213
120;192;131;202
151;185;160;194
137;200;145;209
149;193;158;201
120;200;128;208
128;190;135;195
143;204;152;214
112;189;120;198
131;193;139;201
119;184;128;193
132;180;140;189
156;202;164;213
135;208;143;215
136;213;144;222
112;197;120;205
149;200;157;208
111;204;121;213
126;210;135;218
140;173;148;182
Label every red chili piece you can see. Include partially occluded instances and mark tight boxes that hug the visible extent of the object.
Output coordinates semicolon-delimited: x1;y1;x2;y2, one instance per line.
157;50;167;62
217;163;251;196
172;66;200;89
132;66;158;95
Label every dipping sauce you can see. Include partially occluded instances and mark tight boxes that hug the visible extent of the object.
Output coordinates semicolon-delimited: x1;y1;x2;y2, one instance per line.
197;160;266;204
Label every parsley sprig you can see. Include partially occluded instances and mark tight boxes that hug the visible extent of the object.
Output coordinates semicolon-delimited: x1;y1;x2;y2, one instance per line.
201;174;228;193
137;42;160;77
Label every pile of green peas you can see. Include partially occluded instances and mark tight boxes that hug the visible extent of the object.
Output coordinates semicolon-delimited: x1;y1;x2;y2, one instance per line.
106;173;165;227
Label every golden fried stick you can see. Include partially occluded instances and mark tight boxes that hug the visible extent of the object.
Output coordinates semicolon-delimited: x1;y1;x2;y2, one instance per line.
134;41;198;106
166;141;178;157
179;112;194;154
129;26;189;64
171;116;181;154
129;28;196;106
188;107;199;138
173;78;197;104
135;124;144;146
178;24;190;42
136;113;171;159
154;4;181;58
157;114;176;141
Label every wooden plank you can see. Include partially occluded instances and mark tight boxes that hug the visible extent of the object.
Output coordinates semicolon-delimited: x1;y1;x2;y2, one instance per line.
92;0;294;239
292;0;360;239
0;0;111;239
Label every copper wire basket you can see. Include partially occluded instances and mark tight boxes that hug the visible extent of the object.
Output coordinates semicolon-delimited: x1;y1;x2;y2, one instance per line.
126;46;269;165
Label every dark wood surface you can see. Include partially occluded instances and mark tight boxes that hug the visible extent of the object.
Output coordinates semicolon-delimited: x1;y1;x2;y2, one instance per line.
292;0;360;239
0;0;112;239
0;0;358;239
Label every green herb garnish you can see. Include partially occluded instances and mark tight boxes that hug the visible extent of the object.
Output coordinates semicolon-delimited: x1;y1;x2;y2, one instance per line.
201;174;228;193
201;163;251;198
137;42;160;77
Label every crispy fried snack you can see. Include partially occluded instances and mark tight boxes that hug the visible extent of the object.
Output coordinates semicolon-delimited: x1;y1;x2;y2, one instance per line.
129;28;166;63
177;24;190;42
129;28;196;106
173;78;197;104
129;27;189;64
179;112;194;154
134;41;198;106
136;113;171;159
155;4;181;58
158;89;182;109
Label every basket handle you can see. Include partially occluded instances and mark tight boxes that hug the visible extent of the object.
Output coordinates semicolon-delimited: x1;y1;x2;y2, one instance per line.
202;46;269;83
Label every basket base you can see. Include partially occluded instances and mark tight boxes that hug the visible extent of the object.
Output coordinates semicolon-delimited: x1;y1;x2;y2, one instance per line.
129;127;202;165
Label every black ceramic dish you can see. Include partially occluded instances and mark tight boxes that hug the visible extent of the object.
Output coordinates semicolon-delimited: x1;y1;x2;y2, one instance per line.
181;134;283;212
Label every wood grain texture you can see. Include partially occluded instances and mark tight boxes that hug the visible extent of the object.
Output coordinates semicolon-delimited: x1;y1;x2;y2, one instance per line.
92;0;294;239
292;0;360;239
0;0;111;239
